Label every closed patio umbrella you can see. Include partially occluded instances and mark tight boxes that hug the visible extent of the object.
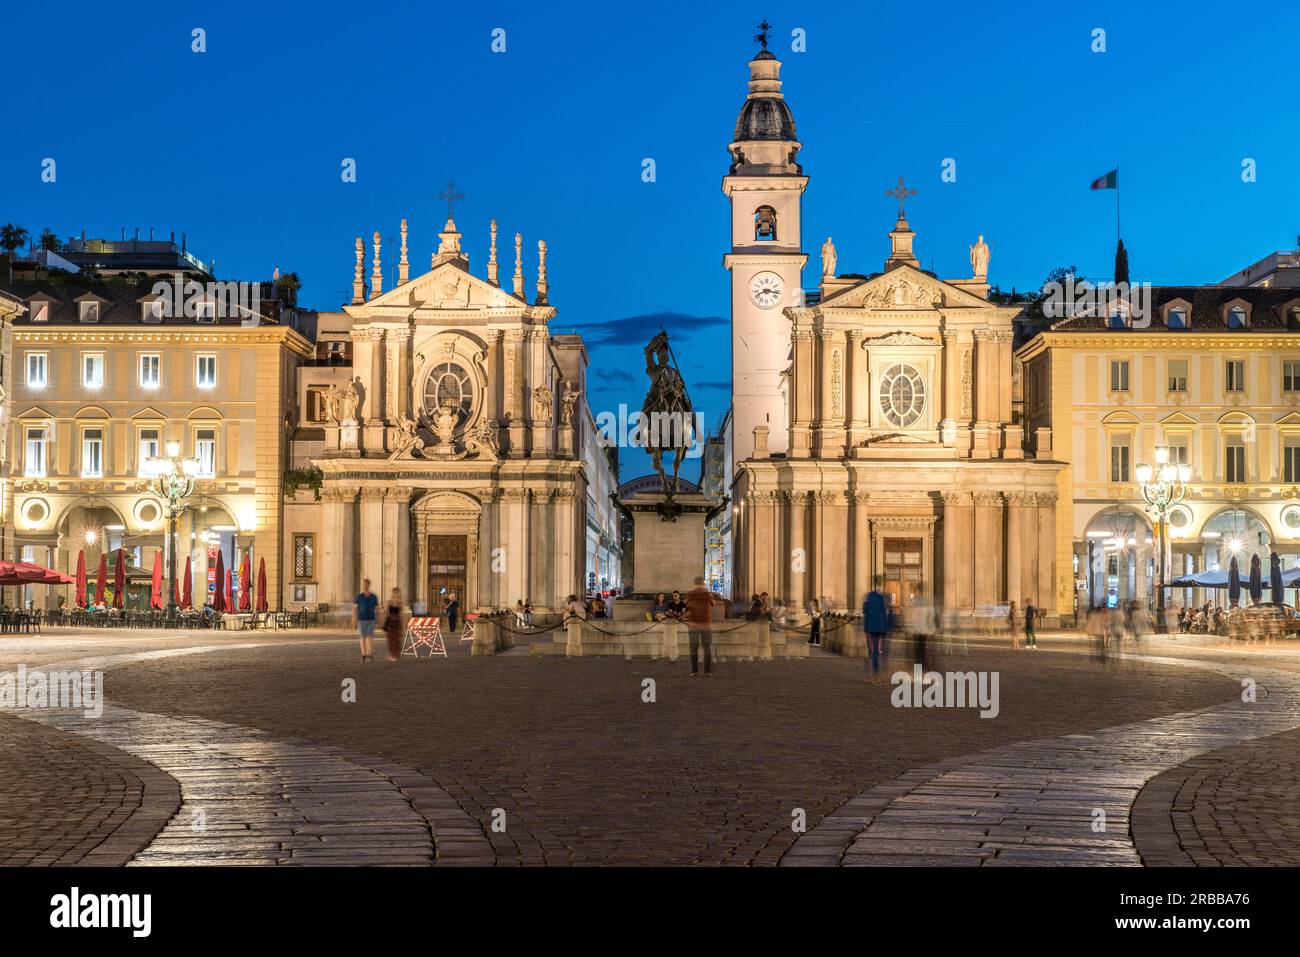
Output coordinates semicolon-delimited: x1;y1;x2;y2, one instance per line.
211;551;226;612
181;555;193;610
94;553;108;606
224;567;234;612
75;550;87;607
1271;552;1286;604
238;553;251;612
112;547;126;609
1228;554;1242;608
256;557;268;612
150;550;163;610
1249;554;1263;605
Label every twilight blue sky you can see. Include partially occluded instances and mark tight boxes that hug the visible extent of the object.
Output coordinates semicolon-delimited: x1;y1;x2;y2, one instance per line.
5;0;1298;479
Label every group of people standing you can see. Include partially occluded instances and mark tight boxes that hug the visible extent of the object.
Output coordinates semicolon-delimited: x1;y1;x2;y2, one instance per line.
353;579;459;662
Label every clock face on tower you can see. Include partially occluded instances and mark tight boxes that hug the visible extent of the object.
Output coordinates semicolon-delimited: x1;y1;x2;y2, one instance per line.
749;271;784;309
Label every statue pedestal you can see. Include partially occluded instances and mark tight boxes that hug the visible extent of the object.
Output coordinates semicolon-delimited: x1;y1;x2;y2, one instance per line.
338;421;361;457
622;491;713;597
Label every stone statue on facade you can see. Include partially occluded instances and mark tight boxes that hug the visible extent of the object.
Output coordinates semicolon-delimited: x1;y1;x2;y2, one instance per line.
464;421;500;460
337;378;362;423
426;400;460;457
532;385;553;423
560;381;581;425
821;236;837;278
388;416;425;460
969;234;990;280
640;330;695;510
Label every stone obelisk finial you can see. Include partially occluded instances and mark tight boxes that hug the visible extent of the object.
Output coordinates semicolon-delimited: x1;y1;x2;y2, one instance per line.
371;231;384;297
398;218;410;285
487;219;499;286
512;232;524;298
352;237;365;304
536;239;548;305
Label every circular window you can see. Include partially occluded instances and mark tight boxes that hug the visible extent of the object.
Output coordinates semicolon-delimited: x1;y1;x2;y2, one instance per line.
879;363;926;428
1168;506;1191;530
21;499;48;526
421;361;474;430
135;499;162;527
1283;506;1300;532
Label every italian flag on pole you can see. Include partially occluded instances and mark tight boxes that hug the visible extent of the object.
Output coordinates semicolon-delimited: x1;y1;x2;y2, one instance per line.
1090;168;1118;190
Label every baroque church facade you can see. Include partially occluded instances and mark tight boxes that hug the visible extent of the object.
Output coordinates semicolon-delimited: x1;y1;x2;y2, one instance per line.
284;215;604;615
724;40;1064;621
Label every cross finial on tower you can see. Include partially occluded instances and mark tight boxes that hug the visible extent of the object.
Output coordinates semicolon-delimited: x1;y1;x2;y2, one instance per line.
754;19;773;51
885;175;917;219
438;180;465;220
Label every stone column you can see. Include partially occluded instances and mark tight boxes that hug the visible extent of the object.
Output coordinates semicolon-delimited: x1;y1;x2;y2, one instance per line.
387;328;411;423
380;488;410;600
483;330;502;425
972;491;1003;607
941;332;962;446
971;332;995;458
1005;492;1035;606
851;491;871;608
786;490;807;609
941;491;974;615
358;487;386;595
505;330;527;454
790;330;814;458
847;330;867;447
1036;492;1058;617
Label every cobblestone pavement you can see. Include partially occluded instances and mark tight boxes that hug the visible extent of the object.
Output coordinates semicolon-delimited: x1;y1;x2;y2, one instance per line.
0;712;178;866
3;641;491;866
87;630;1243;866
784;641;1300;867
1133;726;1300;866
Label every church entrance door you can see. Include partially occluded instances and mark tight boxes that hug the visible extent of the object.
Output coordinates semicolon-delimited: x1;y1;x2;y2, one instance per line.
882;537;923;609
427;535;467;612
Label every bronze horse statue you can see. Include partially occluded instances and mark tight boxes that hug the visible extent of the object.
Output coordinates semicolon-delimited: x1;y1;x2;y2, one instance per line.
640;331;696;512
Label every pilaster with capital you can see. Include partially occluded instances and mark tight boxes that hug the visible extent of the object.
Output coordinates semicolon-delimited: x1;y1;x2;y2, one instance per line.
972;490;1003;606
790;329;814;458
814;329;847;458
940;490;974;612
1035;491;1058;616
846;330;869;446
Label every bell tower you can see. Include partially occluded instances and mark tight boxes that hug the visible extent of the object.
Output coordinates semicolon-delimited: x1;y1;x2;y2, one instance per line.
723;21;808;464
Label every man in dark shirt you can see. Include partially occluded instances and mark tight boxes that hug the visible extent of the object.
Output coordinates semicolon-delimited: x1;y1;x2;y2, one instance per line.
684;577;717;677
355;579;379;662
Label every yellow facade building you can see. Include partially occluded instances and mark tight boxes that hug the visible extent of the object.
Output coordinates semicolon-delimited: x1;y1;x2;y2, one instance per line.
1018;284;1300;620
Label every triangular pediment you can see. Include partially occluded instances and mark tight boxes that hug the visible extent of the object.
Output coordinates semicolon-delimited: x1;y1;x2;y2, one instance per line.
357;263;525;313
1159;411;1198;426
819;265;988;311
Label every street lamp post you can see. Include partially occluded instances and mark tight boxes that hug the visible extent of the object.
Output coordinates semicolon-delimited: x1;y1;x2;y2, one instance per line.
1136;446;1192;632
145;440;200;616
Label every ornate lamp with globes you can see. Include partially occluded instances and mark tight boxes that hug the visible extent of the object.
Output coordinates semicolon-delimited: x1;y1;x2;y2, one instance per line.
144;441;201;616
1135;446;1192;632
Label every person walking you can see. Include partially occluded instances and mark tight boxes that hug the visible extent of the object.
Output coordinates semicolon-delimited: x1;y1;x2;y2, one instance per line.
382;587;406;662
1007;600;1019;650
444;591;460;635
684;576;717;676
1024;597;1038;648
907;583;936;671
354;578;379;662
862;577;889;678
807;598;822;646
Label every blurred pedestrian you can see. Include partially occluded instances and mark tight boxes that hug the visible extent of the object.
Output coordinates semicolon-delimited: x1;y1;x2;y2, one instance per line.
354;578;378;663
1008;600;1020;650
862;577;889;678
807;598;823;646
382;587;406;662
684;576;717;677
1024;597;1038;648
907;583;936;670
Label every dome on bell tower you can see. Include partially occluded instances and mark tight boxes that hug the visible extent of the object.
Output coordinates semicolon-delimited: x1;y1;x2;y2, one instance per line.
728;24;802;175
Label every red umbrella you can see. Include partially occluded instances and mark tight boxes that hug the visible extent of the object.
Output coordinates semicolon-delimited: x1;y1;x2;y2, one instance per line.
150;550;163;610
75;550;87;607
238;553;251;611
94;553;108;606
256;557;268;612
0;562;74;585
174;566;182;607
112;547;126;609
224;567;234;612
212;550;226;612
181;555;193;610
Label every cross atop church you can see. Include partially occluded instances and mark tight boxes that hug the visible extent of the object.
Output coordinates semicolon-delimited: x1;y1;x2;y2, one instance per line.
753;19;772;51
438;180;465;220
885;176;917;219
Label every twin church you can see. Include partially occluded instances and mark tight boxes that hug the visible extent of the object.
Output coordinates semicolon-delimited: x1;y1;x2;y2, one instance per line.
291;29;1061;623
722;34;1061;621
